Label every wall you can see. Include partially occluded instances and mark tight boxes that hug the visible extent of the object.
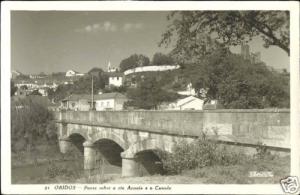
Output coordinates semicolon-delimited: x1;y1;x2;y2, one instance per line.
54;109;290;149
95;99;115;111
109;77;123;87
124;65;180;75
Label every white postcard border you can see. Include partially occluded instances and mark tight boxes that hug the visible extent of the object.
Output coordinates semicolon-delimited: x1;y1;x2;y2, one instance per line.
1;1;299;194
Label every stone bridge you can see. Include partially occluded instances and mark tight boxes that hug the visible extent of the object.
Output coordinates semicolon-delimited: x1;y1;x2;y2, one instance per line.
54;109;290;177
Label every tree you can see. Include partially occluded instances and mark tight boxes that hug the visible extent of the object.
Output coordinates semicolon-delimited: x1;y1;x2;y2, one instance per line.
11;97;56;152
126;75;180;109
160;11;289;56
11;81;18;96
87;67;108;89
88;67;104;76
151;52;174;65
185;48;289;108
119;54;150;72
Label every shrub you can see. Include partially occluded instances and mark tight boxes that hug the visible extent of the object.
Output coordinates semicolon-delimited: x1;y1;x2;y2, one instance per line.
46;162;66;178
158;136;247;175
254;141;274;160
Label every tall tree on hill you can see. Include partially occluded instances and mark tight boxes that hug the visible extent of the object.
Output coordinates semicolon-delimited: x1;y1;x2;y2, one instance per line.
87;67;108;89
185;48;289;108
119;54;150;72
126;76;180;109
151;52;174;65
160;11;290;59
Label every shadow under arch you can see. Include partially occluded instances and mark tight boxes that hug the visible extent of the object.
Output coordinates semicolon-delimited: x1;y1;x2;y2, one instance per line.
135;149;166;176
123;138;175;176
93;138;124;167
68;133;86;153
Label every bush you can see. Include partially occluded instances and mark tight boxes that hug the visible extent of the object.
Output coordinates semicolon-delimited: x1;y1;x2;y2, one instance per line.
253;142;275;160
46;161;81;179
46;162;67;178
158;136;247;175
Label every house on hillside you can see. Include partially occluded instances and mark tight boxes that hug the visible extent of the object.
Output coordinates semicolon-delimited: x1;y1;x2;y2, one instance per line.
61;94;91;111
108;72;124;87
61;92;127;111
94;93;127;111
177;83;196;96
166;96;204;110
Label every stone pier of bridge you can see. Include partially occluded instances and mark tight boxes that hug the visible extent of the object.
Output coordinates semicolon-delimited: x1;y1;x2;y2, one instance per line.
54;109;290;177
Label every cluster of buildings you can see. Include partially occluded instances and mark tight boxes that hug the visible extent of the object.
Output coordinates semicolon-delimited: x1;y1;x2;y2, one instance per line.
60;62;212;111
12;60;220;111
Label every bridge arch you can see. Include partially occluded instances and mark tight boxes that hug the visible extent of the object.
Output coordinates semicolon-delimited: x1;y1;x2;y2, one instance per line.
122;138;175;176
90;131;127;150
122;138;174;158
92;138;124;168
67;133;87;153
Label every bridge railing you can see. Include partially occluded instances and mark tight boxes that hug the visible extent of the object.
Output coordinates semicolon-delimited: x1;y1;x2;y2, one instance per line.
53;109;290;149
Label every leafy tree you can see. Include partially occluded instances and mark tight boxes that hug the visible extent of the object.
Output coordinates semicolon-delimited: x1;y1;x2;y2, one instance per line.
126;75;180;109
11;97;56;152
119;54;150;72
88;67;104;76
11;81;18;96
50;84;72;102
151;52;174;65
184;48;289;108
87;67;108;89
160;11;289;56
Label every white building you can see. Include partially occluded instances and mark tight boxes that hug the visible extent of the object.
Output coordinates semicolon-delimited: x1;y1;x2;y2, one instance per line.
167;96;204;110
95;93;127;111
61;93;127;111
66;70;84;77
124;65;180;75
107;61;118;73
108;72;124;87
177;83;196;96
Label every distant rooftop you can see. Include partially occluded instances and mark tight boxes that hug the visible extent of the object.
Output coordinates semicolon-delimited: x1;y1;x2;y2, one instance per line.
63;92;127;101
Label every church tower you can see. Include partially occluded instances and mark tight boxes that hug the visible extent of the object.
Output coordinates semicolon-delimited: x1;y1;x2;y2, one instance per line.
107;61;111;72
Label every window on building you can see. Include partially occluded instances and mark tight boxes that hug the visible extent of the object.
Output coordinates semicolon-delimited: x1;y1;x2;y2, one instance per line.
107;101;110;107
101;102;104;107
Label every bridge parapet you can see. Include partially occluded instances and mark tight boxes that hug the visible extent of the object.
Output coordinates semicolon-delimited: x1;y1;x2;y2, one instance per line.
54;109;290;177
54;109;290;149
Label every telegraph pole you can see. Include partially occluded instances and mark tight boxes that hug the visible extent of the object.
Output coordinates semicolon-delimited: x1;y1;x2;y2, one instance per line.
91;75;94;110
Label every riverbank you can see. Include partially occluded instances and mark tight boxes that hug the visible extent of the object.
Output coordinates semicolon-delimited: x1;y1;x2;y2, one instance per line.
76;155;290;184
11;143;77;168
11;143;85;184
12;143;290;184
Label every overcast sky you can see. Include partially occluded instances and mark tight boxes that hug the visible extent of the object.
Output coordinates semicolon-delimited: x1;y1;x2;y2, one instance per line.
11;11;289;74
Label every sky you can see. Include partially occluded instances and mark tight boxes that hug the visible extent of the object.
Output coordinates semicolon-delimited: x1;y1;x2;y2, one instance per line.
11;11;290;74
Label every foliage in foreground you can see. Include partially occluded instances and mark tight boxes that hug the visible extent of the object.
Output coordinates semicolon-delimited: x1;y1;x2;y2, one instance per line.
157;136;279;175
11;97;57;153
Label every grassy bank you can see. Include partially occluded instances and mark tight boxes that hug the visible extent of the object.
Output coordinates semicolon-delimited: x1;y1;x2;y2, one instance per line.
82;155;290;184
11;143;84;184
